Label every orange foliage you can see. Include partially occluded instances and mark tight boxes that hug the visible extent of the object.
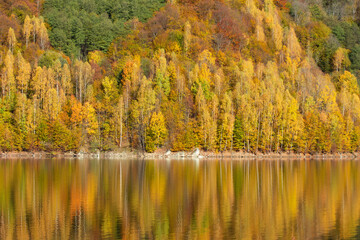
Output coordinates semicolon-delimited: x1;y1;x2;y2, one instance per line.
0;13;20;45
214;2;254;51
59;96;84;129
274;0;288;10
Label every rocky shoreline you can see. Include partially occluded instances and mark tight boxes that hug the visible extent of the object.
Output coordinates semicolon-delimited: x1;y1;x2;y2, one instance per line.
0;149;359;160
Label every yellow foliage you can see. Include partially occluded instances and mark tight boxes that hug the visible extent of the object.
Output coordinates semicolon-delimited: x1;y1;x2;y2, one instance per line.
88;50;104;64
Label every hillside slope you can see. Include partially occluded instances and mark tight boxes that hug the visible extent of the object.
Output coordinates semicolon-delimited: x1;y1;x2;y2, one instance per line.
1;0;360;153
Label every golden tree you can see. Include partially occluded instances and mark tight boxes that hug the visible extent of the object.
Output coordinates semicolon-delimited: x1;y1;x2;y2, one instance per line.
23;15;33;48
7;28;17;53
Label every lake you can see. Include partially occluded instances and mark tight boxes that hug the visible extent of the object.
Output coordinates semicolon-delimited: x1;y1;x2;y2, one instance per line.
0;158;359;239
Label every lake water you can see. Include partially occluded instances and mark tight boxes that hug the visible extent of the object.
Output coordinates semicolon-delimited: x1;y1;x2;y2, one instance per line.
0;158;359;239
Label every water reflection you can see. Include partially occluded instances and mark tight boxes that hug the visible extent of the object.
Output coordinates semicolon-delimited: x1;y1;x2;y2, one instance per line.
0;159;359;239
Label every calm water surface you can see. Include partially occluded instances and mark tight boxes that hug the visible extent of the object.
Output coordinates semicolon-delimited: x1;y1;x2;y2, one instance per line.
0;159;360;239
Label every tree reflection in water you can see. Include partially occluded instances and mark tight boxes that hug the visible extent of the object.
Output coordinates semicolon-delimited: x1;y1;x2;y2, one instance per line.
0;159;359;239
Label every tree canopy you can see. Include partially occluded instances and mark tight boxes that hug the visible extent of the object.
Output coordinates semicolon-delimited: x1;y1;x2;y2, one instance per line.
1;0;360;154
42;0;166;57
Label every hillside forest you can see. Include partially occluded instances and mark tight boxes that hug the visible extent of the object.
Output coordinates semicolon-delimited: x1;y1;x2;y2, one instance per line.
1;0;360;153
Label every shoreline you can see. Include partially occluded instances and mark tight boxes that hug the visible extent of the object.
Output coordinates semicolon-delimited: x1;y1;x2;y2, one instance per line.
0;150;358;160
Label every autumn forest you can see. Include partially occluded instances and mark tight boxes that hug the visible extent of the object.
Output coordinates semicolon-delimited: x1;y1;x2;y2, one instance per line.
1;0;360;153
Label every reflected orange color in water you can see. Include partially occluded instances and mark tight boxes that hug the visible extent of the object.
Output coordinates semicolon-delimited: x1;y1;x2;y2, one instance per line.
0;159;359;239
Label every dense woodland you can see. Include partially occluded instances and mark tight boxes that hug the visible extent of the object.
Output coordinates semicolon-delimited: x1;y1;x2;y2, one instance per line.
1;0;360;153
